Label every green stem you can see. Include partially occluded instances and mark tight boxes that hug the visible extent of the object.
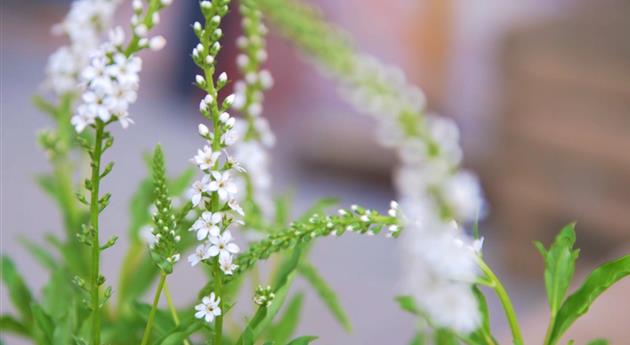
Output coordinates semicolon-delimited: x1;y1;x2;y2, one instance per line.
140;272;167;345
89;121;105;345
543;315;555;345
164;282;191;345
476;257;524;345
214;263;224;345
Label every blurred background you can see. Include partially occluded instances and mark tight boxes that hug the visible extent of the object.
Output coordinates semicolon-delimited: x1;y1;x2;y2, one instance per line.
1;0;629;343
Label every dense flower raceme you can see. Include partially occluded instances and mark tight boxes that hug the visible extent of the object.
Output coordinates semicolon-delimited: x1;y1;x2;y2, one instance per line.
257;1;485;334
346;57;485;334
186;0;239;324
67;0;172;133
230;0;276;220
45;0;121;95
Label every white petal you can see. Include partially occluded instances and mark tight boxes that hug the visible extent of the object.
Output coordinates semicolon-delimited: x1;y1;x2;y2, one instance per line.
226;243;239;254
207;246;219;257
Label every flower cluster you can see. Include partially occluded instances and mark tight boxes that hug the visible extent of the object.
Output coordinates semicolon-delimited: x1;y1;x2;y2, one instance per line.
45;0;121;95
186;0;239;324
253;285;275;307
71;51;141;132
68;0;172;133
230;0;276;220
257;0;485;334
346;55;485;335
345;56;484;335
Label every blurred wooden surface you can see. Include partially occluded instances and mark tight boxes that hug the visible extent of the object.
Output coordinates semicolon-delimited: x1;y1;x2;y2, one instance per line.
490;0;630;274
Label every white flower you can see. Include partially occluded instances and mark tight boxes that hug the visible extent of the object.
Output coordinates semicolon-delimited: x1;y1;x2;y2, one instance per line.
188;175;210;206
188;243;211;266
117;111;135;129
108;26;125;47
107;53;142;85
132;0;143;11
228;199;244;216
194;293;222;323
191;211;223;240
221;128;238;146
219;254;238;275
259;69;273;89
416;281;481;334
134;24;148;36
81;52;108;84
208;171;237;201
82;84;113;121
471;237;484;254
105;80;138;114
149;36;167;51
194;146;220;171
71;105;95;132
207;231;239;260
236;54;248;68
225;152;246;173
443;171;484;222
140;227;158;249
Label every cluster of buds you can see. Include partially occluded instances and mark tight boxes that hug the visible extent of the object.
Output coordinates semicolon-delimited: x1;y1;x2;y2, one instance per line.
253;285;275;307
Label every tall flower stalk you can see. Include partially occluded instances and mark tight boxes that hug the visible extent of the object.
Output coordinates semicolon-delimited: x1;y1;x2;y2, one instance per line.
231;0;276;224
67;1;172;343
186;1;238;343
258;0;485;336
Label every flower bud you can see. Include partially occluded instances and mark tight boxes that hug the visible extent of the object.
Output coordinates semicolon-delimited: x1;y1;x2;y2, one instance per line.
149;36;166;51
198;123;209;136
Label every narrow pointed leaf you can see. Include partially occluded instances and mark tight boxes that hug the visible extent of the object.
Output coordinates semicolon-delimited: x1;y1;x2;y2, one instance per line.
1;256;33;323
298;261;351;332
548;255;630;344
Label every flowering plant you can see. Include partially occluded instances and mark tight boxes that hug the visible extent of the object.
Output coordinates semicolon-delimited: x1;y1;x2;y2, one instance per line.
2;0;629;345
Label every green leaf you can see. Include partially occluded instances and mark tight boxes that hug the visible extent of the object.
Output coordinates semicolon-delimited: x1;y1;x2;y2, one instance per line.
31;304;54;344
0;315;30;336
586;339;608;345
1;256;33;324
156;321;203;345
32;95;59;117
274;193;293;228
36;174;59;202
42;269;77;320
133;301;176;338
409;332;426;345
435;329;458;345
395;295;420;316
534;223;580;315
547;255;630;344
286;336;318;345
238;326;254;345
19;238;57;271
51;300;86;345
298;261;351;332
467;286;497;345
268;293;304;344
239;247;303;343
